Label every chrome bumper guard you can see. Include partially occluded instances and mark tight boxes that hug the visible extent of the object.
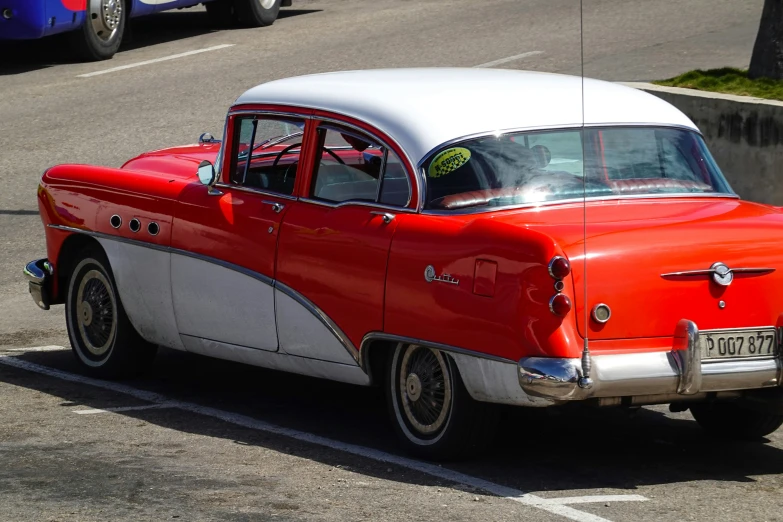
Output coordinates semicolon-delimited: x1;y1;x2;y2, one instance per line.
519;319;783;401
24;259;54;310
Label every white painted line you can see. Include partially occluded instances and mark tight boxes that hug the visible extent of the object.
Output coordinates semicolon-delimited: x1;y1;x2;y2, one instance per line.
73;404;174;415
474;51;543;69
547;495;649;505
0;354;646;522
5;346;68;353
77;44;235;78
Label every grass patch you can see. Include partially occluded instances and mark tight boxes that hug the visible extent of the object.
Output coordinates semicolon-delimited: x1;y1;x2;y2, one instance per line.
654;68;783;101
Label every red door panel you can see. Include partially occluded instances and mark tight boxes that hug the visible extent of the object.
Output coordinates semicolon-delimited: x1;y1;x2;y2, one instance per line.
276;202;399;350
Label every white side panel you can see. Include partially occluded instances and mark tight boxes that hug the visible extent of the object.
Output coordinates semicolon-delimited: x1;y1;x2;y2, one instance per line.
450;353;552;407
171;254;278;352
97;239;185;351
275;288;357;365
181;335;370;386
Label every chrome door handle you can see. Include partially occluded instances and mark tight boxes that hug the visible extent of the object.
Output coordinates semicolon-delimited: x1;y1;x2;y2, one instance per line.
370;211;395;224
263;200;285;213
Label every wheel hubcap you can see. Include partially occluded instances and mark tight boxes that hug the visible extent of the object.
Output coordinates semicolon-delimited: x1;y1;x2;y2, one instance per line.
76;269;117;357
89;0;122;42
399;346;452;435
259;0;276;9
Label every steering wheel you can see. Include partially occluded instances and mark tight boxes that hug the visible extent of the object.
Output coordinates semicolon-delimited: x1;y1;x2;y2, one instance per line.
272;143;303;168
322;146;345;165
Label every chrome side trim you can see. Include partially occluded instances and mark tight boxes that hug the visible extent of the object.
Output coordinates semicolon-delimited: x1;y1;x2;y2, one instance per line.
359;332;515;368
214;183;298;201
420;192;741;216
270;281;359;363
47;224;274;287
298;197;417;214
662;267;775;277
180;334;370;386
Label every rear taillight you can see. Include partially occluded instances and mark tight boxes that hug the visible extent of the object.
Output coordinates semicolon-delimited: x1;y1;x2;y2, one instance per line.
548;256;571;280
549;294;572;317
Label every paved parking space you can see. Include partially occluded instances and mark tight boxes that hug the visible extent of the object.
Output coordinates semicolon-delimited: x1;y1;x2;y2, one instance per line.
1;1;777;520
2;345;783;521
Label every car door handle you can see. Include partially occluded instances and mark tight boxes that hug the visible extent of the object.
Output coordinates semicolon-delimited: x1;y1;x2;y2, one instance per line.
370;211;395;224
262;200;285;213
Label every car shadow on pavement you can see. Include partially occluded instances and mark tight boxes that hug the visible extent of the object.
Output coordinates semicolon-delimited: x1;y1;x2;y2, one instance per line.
3;346;783;497
0;8;321;75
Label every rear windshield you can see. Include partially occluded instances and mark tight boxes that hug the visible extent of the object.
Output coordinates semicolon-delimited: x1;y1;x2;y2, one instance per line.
423;127;733;211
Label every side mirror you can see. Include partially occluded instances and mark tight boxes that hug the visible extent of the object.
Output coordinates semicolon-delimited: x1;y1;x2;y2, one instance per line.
197;160;222;195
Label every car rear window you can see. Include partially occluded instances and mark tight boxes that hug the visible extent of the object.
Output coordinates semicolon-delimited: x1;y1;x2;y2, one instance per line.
423;127;733;211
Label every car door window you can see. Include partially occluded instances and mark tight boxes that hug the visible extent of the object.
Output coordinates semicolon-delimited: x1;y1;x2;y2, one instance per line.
230;116;305;196
310;125;411;206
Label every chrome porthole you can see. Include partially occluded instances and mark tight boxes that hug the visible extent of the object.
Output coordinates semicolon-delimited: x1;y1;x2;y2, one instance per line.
147;222;159;236
109;214;122;229
591;303;612;324
128;218;141;233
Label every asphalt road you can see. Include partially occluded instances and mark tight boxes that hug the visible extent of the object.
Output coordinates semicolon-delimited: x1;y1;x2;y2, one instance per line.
0;1;776;521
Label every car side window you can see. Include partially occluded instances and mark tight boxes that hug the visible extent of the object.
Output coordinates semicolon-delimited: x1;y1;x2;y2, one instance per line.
310;125;411;206
230;116;305;196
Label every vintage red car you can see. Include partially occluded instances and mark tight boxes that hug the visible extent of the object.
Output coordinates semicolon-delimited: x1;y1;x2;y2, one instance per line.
26;68;783;459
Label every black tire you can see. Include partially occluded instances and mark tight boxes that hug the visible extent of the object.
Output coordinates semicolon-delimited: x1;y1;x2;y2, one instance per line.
690;402;783;440
65;245;156;379
235;0;281;27
69;0;127;61
205;0;238;27
386;343;499;461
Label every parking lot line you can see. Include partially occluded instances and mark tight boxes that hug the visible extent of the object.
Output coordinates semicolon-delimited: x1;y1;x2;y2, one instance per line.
474;51;543;68
76;44;235;78
0;349;647;522
73;404;175;415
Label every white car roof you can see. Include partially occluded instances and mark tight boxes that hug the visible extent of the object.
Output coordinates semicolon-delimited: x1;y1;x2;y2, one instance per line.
234;68;698;166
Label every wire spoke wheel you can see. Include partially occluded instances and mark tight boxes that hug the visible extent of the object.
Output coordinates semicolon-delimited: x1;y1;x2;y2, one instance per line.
398;345;452;437
76;269;117;358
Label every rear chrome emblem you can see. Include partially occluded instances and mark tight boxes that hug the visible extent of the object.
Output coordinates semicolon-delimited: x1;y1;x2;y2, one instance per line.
711;262;733;286
424;265;459;285
661;262;775;286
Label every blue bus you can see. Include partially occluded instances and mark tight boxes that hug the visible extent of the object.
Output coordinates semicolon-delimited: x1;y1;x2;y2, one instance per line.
0;0;289;61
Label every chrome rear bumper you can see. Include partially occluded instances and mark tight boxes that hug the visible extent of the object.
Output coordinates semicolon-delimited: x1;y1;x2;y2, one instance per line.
24;259;54;310
519;319;783;401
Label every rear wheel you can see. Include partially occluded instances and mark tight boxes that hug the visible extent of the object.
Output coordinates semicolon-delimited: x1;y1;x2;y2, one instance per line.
70;0;126;61
690;402;783;440
235;0;281;27
66;246;156;378
386;343;499;460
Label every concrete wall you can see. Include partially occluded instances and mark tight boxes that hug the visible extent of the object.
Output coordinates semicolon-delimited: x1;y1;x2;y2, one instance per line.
623;83;783;206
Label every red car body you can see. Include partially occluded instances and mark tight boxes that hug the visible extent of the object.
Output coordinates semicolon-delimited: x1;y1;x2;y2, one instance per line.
26;69;783;457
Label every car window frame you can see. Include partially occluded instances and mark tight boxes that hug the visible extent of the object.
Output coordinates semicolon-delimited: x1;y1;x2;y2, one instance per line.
224;113;309;198
301;119;415;212
417;123;739;215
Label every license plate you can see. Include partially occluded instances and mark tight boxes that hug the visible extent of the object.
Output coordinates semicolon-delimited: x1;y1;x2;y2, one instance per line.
699;328;778;360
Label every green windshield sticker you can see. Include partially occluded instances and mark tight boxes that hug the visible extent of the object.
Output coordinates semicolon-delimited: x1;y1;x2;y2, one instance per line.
428;147;471;178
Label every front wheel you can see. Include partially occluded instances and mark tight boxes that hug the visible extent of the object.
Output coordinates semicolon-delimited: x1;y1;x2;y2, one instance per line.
235;0;281;27
66;246;156;378
386;343;499;460
69;0;126;61
690;402;783;440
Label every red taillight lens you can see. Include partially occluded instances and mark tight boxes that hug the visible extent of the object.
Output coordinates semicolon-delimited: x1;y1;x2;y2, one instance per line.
549;293;572;317
548;256;571;280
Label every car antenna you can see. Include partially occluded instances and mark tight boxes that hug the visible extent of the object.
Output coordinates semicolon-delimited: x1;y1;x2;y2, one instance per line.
578;0;593;390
